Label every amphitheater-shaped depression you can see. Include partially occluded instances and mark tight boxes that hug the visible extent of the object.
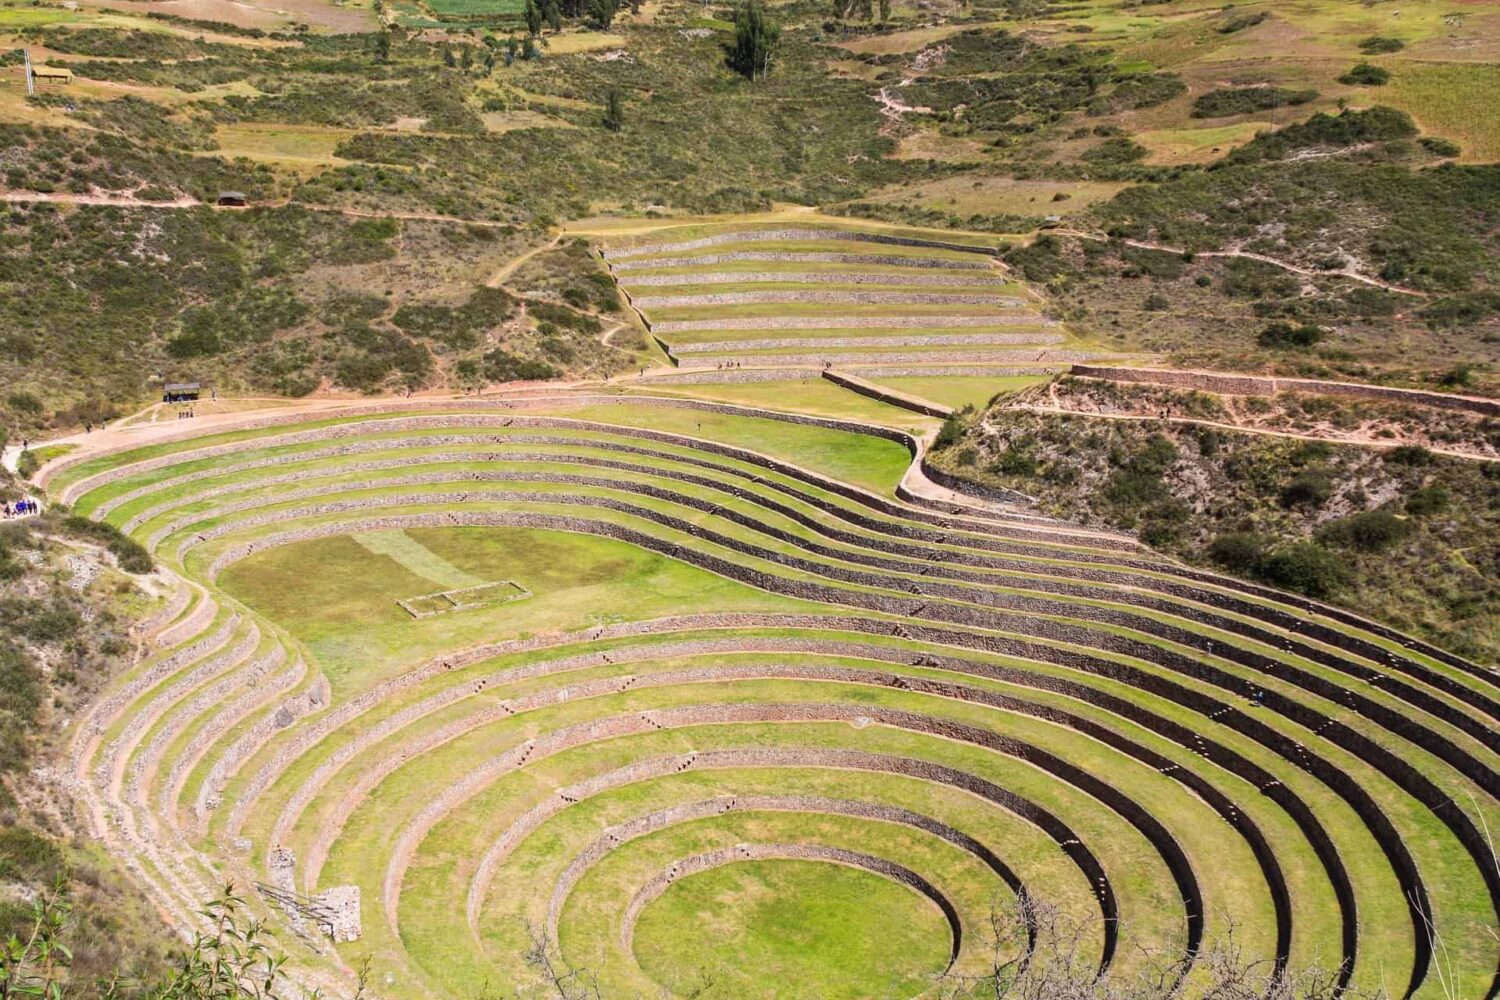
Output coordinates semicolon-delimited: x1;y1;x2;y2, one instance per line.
48;392;1500;1000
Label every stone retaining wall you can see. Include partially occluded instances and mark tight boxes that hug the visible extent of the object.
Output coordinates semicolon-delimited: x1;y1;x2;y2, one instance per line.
380;698;1197;972
64;394;1483;679
198;506;1496;955
224;619;1366;971
271;650;1330;980
199;663;327;823
116;431;1117;562
619;270;1011;288
635;369;812;384
603;228;998;260
89;616;239;740
154;592;219;650
123;625;262;804
121;427;1491;716
608;251;993;272
474;750;1075;944
683;350;1093;368
650;314;1046;333
134;581;192;642
166;601;1389;984
549;794;1013;947
674;332;1062;354
1071;365;1500;418
162;642;287;817
158;449;1482;707
821;370;952;418
923;461;1034;505
848;365;1063;378
106;626;257;810
634;290;1026;308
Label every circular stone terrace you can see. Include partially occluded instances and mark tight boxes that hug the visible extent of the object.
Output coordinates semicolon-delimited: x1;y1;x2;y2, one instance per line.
40;390;1500;1000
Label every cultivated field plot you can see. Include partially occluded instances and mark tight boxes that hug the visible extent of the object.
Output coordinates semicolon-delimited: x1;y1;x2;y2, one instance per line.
603;222;1097;375
45;395;1500;999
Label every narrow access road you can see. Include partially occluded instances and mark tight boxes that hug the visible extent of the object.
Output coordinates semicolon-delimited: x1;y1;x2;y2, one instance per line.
1051;229;1430;297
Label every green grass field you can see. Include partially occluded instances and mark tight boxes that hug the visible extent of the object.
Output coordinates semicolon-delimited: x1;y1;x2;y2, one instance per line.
632;859;952;1000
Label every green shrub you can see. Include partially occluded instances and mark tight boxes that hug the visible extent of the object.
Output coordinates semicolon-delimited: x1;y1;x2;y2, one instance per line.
481;349;559;383
0;826;65;884
991;447;1038;476
1106;470;1166;505
1081;138;1147;165
529;301;602;335
1208;531;1269;572
1087;73;1185;116
1384;444;1434;466
1358;36;1404;54
59;515;153;573
5;392;43;417
1318;509;1410;551
1258;542;1349;597
1339;63;1389;86
1258;322;1325;349
1419;136;1460;158
1281;469;1333;508
1227;106;1417;162
934;413;966;450
1190;86;1316;119
1405;485;1450;515
1217;10;1268;33
1418;292;1500;328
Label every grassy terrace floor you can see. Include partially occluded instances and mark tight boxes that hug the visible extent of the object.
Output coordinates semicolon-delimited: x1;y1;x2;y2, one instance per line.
600;223;1080;381
49;393;1500;1000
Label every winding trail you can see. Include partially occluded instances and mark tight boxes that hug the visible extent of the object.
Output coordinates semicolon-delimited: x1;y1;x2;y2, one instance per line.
485;232;564;288
1051;229;1431;298
1004;403;1497;462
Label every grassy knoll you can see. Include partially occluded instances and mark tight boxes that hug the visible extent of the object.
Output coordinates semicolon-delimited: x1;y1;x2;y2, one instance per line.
632;858;952;999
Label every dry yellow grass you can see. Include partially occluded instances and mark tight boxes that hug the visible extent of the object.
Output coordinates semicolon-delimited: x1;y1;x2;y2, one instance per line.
1132;121;1272;165
211;123;357;167
1382;62;1500;163
852;176;1135;218
546;31;628;54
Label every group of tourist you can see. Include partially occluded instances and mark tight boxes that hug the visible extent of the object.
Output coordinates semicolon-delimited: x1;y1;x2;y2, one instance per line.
715;361;745;370
2;498;39;518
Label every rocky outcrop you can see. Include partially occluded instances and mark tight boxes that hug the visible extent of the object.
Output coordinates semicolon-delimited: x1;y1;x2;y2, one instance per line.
603;228;998;260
